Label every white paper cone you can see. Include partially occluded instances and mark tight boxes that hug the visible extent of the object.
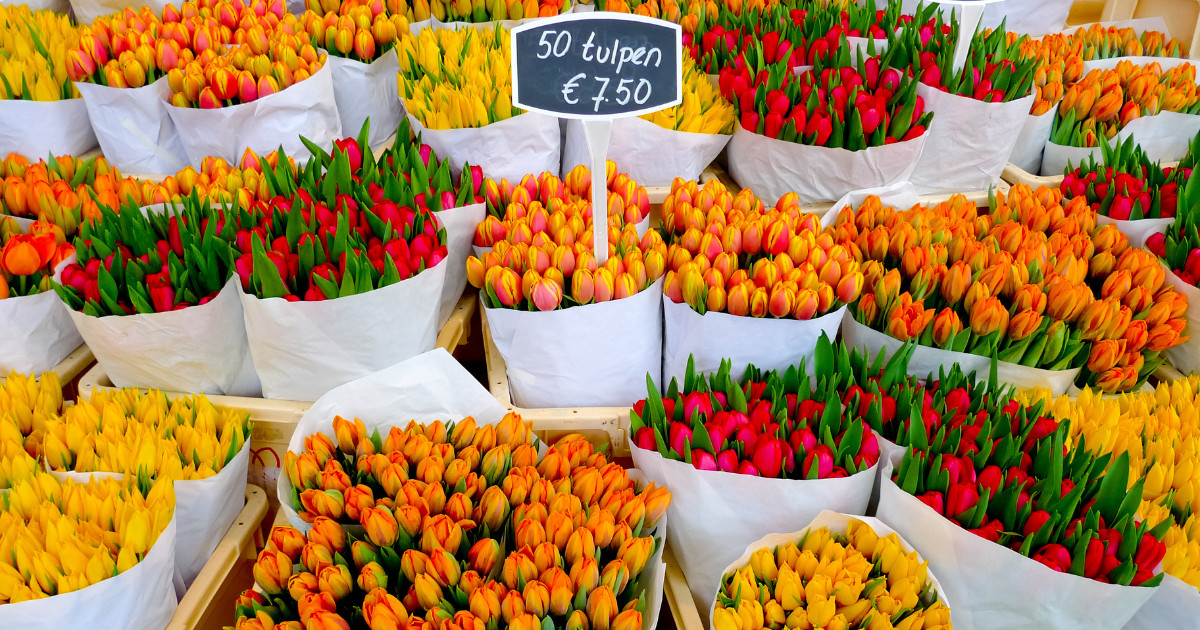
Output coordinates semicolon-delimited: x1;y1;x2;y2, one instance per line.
166;62;342;167
911;85;1035;194
661;296;845;383
726;123;927;206
437;202;485;327
0;290;82;375
0;517;178;629
709;511;950;627
1097;215;1174;249
1162;264;1200;374
0;99;97;160
841;316;1081;395
1122;574;1200;629
562;117;731;187
76;77;188;175
328;50;403;148
67;277;261;396
407;111;561;183
877;466;1158;630
485;278;663;408
240;258;446;401
1009;109;1056;175
632;444;877;619
172;441;249;591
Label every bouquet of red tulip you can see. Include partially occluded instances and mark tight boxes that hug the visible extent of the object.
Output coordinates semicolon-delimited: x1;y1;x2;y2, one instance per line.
1061;136;1189;221
893;20;1037;104
249;413;669;630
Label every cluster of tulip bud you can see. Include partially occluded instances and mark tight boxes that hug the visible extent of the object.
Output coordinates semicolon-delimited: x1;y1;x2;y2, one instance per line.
1016;34;1083;116
894;22;1037;104
398;26;519;130
1;218;74;300
322;0;565;23
0;153;145;238
40;389;249;481
631;338;881;479
166;147;293;207
661;179;863;319
1060;135;1189;220
1064;24;1183;61
0;472;175;603
1051;61;1200;148
0;5;79;101
1148;139;1200;289
299;6;409;64
245;414;670;630
640;56;735;135
0;371;62;489
1026;375;1200;589
713;519;952;630
830;184;1189;391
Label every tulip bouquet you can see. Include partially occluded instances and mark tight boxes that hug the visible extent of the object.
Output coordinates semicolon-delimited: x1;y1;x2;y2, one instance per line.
250;414;669;630
0;6;78;102
720;45;933;203
397;25;558;182
896;21;1037;104
300;7;409;65
657;178;862;380
0;473;176;612
351;0;567;24
166;148;291;207
1147;164;1200;374
832;184;1189;393
712;516;953;630
1;218;73;300
0;217;81;374
169;24;326;108
1007;33;1082;174
0;371;61;489
0;153;143;238
1064;24;1184;62
476;162;650;236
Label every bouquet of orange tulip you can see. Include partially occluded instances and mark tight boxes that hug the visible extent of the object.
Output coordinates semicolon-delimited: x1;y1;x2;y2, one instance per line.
712;514;953;630
1;218;73;299
0;217;81;374
0;153;147;238
249;413;669;630
831;184;1189;393
1064;24;1184;63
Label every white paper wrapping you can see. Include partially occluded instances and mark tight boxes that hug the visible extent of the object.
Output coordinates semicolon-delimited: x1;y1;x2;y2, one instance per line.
0;99;98;161
76;77;188;175
911;85;1035;194
876;464;1159;630
328;50;403;148
1162;264;1200;375
708;511;951;627
407;111;561;183
562;117;731;187
0;290;82;375
632;443;877;620
0;517;178;629
1008;109;1056;176
1097;214;1173;249
438;202;485;326
171;441;249;591
67;277;261;396
1042;112;1200;176
661;296;846;383
841;315;1082;396
1123;575;1200;630
166;62;342;168
726;123;927;206
239;257;446;401
485;278;662;408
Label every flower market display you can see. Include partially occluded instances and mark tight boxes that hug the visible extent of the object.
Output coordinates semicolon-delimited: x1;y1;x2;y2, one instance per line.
244;412;669;630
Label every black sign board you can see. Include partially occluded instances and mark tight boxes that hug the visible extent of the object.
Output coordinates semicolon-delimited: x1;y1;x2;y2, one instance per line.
511;13;682;119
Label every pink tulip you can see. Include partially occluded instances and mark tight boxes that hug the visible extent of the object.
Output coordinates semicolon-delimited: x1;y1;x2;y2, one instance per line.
750;438;784;478
803;445;834;479
692;451;718;471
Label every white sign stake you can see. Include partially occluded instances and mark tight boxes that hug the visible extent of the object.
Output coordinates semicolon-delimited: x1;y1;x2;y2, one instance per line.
583;119;614;264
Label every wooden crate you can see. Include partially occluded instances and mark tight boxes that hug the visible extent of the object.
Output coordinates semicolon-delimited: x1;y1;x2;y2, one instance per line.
76;291;479;509
1001;162;1066;189
166;484;270;630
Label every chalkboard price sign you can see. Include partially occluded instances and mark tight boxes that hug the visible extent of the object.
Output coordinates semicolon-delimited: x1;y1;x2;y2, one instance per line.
510;13;682;119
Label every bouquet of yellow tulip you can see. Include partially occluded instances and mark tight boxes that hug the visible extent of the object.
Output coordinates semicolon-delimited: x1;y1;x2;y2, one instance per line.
0;371;61;489
0;6;77;102
641;56;734;134
713;515;952;630
398;26;517;130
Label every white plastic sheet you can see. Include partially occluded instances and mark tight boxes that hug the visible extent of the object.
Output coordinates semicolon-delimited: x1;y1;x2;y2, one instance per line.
0;99;98;161
1122;575;1200;630
485;278;663;408
0;518;178;630
239;257;446;401
0;290;82;376
726;123;927;206
841;316;1081;396
661;296;845;383
437;202;485;327
166;61;342;168
911;85;1035;194
407;111;561;183
562;117;731;187
1097;214;1174;249
632;444;876;620
76;77;188;175
1009;109;1056;175
708;511;951;627
876;465;1159;630
67;277;261;396
1162;264;1200;375
328;50;403;148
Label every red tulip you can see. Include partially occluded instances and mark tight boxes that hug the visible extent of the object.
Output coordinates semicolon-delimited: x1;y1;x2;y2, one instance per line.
716;450;739;473
692;451;718;471
1032;544;1071;573
750;438;784;478
946;482;980;519
802;444;833;479
916;490;945;515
